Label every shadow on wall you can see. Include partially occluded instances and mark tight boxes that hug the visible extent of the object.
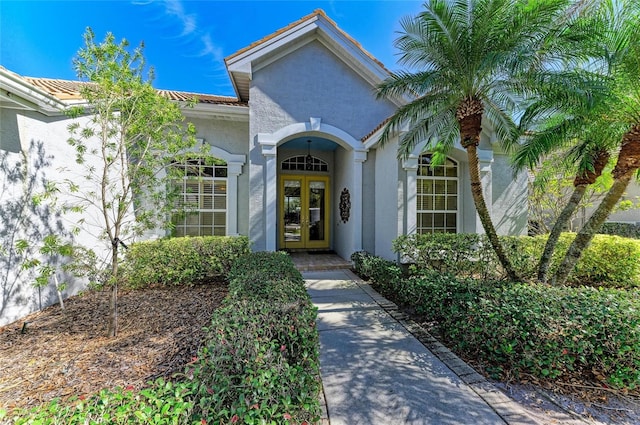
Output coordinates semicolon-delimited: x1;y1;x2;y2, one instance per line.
494;170;528;236
0;139;71;325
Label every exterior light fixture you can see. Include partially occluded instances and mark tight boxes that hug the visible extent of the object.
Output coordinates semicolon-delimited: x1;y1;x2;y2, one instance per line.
305;139;313;170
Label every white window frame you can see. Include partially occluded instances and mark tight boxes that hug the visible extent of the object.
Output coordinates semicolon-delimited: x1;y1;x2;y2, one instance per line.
171;141;245;236
281;155;329;172
172;160;228;237
415;153;459;234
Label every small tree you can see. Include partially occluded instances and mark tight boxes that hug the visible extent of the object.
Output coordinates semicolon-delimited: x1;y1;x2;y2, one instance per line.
0;142;70;317
65;29;197;336
551;0;640;285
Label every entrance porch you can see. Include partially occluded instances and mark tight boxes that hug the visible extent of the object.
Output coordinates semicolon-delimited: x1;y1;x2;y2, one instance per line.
289;251;351;272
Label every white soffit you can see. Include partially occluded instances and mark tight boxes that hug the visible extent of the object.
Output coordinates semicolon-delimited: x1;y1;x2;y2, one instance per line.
183;103;249;121
0;69;69;116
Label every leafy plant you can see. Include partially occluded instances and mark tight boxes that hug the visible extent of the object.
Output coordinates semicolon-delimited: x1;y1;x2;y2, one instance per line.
599;222;640;239
350;251;402;292
361;259;640;390
392;233;500;280
122;236;250;288
391;233;640;288
10;379;196;424
187;252;321;424
19;234;74;309
10;251;321;424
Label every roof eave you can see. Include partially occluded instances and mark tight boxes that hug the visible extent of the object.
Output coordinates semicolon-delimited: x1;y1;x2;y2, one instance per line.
0;68;71;116
182;102;249;121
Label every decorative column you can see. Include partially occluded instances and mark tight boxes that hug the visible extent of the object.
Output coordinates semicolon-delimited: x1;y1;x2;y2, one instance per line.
353;149;367;252
402;154;419;235
226;161;243;236
477;148;494;233
260;138;278;251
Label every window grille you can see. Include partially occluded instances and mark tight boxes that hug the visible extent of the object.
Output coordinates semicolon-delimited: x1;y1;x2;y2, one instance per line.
171;159;227;236
281;155;328;172
416;154;458;234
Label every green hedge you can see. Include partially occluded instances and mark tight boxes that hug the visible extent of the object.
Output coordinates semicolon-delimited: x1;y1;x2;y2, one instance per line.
9;251;320;424
403;273;640;389
350;251;403;293
351;252;640;390
393;233;498;280
393;233;640;288
122;236;250;288
186;252;321;424
505;234;640;288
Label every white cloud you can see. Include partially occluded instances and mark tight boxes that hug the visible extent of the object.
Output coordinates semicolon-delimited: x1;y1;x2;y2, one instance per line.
135;0;224;63
163;0;197;36
200;34;224;63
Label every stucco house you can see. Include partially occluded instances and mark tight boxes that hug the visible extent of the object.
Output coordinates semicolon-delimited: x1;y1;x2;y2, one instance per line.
0;10;528;325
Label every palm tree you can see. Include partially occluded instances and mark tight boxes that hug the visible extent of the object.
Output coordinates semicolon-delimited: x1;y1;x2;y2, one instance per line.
377;0;595;281
516;136;612;283
513;63;615;283
552;0;640;285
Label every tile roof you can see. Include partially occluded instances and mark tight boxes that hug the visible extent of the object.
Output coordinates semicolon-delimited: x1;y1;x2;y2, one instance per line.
22;77;246;106
225;9;390;73
23;77;91;100
156;89;246;106
362;116;392;142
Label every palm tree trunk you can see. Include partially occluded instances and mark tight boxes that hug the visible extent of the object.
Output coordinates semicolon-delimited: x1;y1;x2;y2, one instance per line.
466;144;519;281
538;148;609;283
552;128;640;285
537;185;586;283
552;171;634;285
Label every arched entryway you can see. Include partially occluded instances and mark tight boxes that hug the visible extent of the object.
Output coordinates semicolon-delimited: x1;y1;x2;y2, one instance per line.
257;118;367;259
278;137;333;250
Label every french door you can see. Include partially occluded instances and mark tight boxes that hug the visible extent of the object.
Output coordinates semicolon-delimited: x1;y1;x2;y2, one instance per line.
279;175;330;249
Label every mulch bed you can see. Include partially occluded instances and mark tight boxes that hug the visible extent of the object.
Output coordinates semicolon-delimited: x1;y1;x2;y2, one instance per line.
0;282;226;411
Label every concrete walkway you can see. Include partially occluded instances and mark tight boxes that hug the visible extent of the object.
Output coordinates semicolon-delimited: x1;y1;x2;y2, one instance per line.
304;269;539;425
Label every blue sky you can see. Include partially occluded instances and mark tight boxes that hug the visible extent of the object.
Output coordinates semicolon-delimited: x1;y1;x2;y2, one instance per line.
1;1;423;96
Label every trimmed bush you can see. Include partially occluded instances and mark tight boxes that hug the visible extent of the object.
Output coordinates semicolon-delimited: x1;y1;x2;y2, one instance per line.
186;252;321;424
365;264;640;390
227;251;306;301
393;233;640;288
122;236;250;288
350;251;403;292
392;233;501;280
506;234;640;288
10;251;321;424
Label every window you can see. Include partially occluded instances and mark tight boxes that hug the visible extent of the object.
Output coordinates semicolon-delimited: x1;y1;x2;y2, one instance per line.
171;159;227;236
281;155;328;172
416;154;458;233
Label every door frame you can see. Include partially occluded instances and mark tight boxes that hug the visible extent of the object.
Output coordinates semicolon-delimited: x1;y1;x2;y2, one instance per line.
279;174;330;250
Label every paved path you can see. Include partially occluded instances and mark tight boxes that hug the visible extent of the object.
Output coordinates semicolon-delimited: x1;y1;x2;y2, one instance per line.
304;269;540;425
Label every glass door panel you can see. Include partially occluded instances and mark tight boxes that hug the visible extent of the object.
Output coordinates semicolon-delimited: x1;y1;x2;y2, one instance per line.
283;180;302;243
279;176;329;249
307;181;326;243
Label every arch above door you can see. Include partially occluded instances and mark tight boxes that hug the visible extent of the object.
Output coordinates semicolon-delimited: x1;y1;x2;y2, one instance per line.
256;118;367;254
